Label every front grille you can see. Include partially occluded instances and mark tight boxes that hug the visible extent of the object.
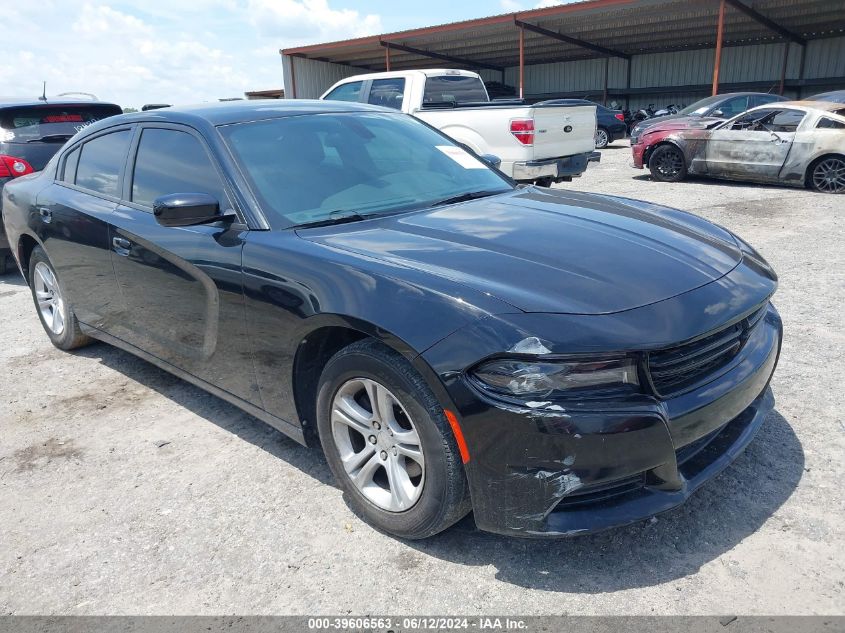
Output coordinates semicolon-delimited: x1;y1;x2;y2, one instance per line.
648;305;767;396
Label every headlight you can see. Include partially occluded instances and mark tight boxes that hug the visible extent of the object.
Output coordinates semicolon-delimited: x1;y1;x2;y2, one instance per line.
470;357;639;400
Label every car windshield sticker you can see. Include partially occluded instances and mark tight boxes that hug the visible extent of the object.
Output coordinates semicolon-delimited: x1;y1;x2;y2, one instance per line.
436;145;487;169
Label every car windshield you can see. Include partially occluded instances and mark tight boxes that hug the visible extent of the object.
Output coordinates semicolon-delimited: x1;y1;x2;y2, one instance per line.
678;95;726;116
219;111;512;228
0;103;122;142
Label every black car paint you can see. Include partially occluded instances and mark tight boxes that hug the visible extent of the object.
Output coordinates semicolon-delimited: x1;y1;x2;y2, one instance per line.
1;100;782;537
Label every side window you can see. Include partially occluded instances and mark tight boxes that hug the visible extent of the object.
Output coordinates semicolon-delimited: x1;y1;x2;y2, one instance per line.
817;117;845;129
131;128;226;209
715;96;749;118
367;78;405;110
62;147;80;183
75;130;131;197
728;109;777;130
770;110;804;133
323;81;363;102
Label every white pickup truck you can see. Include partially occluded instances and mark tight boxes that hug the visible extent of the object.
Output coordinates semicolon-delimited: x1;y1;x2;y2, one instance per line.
320;69;598;185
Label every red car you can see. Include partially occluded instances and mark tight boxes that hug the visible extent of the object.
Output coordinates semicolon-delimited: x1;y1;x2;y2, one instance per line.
631;117;719;169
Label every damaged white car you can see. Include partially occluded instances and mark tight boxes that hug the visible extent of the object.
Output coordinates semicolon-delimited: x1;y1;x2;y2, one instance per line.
632;100;845;193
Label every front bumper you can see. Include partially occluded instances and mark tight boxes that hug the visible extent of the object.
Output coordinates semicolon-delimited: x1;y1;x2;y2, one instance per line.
511;151;599;182
423;302;782;538
631;142;646;168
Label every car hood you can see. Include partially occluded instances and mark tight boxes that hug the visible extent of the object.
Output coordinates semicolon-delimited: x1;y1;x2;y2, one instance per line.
641;116;721;135
300;188;742;314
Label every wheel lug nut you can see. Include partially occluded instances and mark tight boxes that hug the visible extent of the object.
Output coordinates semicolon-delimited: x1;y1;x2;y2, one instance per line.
373;421;381;430
368;435;377;444
392;447;398;456
380;450;387;460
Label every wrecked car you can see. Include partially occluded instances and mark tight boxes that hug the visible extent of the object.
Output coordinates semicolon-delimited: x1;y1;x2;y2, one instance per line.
3;100;782;539
633;101;845;193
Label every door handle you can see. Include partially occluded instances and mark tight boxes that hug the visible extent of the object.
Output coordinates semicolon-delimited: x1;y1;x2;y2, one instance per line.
38;207;52;223
112;236;131;254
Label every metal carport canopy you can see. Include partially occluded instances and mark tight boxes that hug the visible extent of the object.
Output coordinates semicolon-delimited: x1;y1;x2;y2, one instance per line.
281;0;845;97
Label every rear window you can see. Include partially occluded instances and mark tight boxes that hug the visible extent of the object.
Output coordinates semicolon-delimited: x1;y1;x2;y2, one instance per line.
75;130;131;197
0;104;123;142
423;75;489;105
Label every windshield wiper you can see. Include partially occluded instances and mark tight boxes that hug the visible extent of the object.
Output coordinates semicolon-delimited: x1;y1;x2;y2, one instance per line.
294;211;370;229
27;134;74;143
430;189;506;207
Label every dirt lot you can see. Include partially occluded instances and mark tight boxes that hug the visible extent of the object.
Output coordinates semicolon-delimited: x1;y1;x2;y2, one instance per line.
1;145;843;615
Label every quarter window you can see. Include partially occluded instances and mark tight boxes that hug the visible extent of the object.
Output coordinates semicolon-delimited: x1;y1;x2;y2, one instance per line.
323;81;364;102
817;117;845;129
62;147;80;183
130;128;225;209
75;130;131;197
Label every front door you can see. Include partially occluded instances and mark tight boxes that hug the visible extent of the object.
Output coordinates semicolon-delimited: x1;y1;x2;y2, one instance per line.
107;124;258;404
705;108;801;181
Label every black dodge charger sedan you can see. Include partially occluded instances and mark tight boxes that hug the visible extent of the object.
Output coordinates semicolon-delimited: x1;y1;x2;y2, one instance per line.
1;100;782;539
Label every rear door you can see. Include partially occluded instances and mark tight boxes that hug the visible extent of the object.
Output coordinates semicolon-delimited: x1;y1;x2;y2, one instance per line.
107;123;258;403
705;108;800;180
33;127;131;328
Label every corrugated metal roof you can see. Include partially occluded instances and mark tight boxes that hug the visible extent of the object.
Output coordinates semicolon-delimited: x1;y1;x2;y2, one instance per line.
282;0;845;71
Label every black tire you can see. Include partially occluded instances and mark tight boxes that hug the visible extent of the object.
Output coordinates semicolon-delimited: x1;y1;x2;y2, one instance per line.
316;339;471;539
807;155;845;194
28;246;91;351
0;254;7;276
648;144;687;182
595;127;610;149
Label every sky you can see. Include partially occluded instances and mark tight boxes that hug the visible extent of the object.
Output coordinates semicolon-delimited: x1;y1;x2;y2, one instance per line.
3;0;571;109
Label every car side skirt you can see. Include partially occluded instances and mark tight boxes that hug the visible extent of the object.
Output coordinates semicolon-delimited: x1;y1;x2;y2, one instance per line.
80;322;307;446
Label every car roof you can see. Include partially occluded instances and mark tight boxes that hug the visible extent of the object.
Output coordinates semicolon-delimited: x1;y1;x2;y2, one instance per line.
103;99;393;127
0;97;121;109
775;100;845;112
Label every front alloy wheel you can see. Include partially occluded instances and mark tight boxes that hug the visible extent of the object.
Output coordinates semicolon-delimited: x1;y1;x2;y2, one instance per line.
811;157;845;193
649;144;687;182
317;339;470;539
331;378;425;512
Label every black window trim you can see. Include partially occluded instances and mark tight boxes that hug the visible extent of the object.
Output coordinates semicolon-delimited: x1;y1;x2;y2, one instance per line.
55;124;135;203
120;122;245;227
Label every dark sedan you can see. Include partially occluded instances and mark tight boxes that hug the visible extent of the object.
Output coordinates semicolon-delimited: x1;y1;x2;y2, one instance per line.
1;101;782;539
0;98;122;273
630;92;787;144
537;99;626;148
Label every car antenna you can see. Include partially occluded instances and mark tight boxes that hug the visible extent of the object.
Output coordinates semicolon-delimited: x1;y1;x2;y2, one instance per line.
39;81;47;102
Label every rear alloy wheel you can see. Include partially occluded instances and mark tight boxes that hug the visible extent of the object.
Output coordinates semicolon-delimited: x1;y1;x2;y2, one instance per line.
649;144;687;182
810;157;845;193
595;127;610;149
28;246;91;350
317;339;470;539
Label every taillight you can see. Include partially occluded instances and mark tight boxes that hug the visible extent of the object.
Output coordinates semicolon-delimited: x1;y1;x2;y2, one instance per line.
0;155;35;178
615;113;625;121
510;119;535;145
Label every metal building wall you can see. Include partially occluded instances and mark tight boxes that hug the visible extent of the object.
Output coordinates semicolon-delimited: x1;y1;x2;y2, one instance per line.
282;55;367;99
284;35;845;106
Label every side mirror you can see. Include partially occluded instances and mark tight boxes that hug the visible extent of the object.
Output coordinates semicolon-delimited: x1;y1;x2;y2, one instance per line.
153;193;227;227
711;109;724;118
479;153;502;169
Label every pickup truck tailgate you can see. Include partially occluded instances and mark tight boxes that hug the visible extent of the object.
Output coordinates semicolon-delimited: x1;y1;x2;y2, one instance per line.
531;105;596;159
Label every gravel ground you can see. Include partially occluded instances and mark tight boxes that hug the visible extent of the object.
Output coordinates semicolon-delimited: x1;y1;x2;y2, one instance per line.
0;146;843;615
